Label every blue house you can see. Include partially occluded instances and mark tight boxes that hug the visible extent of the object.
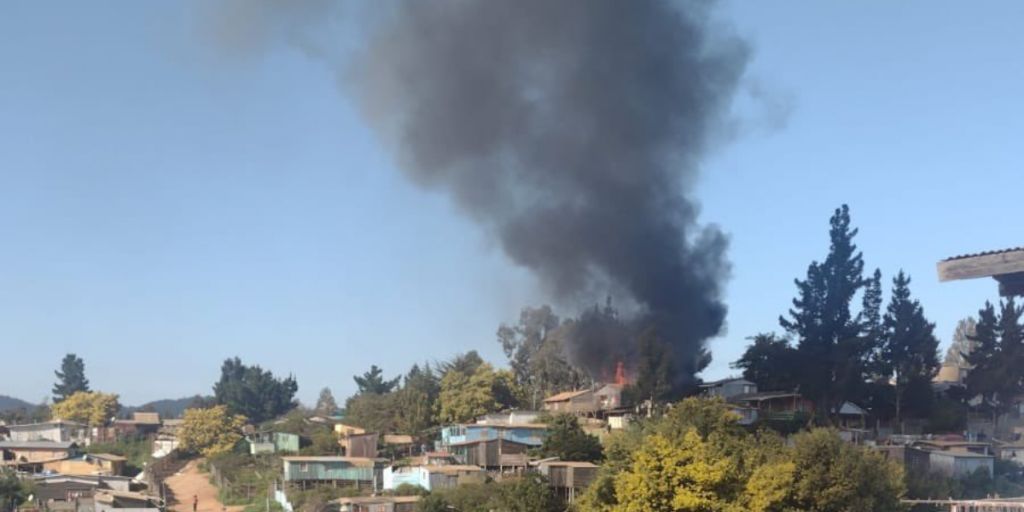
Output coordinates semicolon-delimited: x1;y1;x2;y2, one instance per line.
440;423;547;448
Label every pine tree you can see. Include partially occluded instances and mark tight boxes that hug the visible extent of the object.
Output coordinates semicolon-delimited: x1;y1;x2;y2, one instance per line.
634;327;673;408
353;365;401;395
53;354;90;404
880;271;940;424
779;205;867;422
965;298;1024;415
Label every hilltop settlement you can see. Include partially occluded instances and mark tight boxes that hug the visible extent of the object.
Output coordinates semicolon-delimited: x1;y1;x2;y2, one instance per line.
2;210;1024;512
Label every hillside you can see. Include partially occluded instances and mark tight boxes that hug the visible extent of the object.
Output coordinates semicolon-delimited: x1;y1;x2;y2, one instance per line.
0;395;35;411
123;396;211;419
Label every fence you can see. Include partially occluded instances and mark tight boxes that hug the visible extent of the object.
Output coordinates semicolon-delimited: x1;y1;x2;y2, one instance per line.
207;458;274;506
144;450;188;507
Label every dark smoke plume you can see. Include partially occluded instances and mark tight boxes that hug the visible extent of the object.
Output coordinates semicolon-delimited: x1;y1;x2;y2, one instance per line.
199;0;749;385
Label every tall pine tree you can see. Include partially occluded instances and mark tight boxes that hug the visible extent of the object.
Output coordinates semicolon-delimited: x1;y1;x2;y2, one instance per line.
965;298;1024;416
880;271;940;425
53;354;90;404
779;205;868;422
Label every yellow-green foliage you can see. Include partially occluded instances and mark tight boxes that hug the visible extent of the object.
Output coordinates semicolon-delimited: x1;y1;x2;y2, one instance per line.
51;391;121;426
178;405;247;457
436;363;521;424
577;397;905;512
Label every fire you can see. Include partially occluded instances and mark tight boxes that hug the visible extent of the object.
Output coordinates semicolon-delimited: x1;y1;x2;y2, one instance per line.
614;361;630;386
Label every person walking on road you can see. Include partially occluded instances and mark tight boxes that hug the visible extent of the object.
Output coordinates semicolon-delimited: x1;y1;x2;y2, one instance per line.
193;495;198;512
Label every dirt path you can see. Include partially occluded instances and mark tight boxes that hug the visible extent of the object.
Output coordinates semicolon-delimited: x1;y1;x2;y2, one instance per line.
163;459;244;512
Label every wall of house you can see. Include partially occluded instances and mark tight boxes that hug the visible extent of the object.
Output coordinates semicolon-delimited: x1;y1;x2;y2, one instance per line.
10;448;71;463
383;467;428;491
929;452;994;478
284;461;375;483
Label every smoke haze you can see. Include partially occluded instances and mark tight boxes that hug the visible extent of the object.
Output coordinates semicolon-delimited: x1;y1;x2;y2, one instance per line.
198;0;751;384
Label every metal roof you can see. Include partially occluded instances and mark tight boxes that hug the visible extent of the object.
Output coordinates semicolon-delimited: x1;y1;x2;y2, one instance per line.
942;247;1024;262
0;441;77;449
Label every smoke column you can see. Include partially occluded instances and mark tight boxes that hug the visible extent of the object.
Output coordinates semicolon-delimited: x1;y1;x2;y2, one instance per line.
200;0;750;384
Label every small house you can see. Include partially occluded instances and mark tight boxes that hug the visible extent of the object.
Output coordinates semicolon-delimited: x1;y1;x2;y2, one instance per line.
441;423;547;448
383;464;484;491
543;390;595;414
333;495;419;512
247;431;301;455
0;440;79;466
995;442;1024;466
447;438;530;469
93;490;161;512
729;391;813;421
928;451;994;478
700;378;758;400
341;432;379;458
536;461;599;505
476;410;543;425
44;453;127;476
7;420;89;445
382;434;415;458
33;475;132;503
281;456;381;491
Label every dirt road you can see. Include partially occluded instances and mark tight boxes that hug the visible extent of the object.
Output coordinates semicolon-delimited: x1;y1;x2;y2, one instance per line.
163;459;244;512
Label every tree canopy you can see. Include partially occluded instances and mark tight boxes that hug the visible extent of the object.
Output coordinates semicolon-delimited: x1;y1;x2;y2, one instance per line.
50;391;120;426
213;357;298;424
436;362;521;424
731;333;799;392
879;271;940;423
53;353;90;404
945;317;978;368
965;298;1024;415
353;365;401;395
497;305;586;409
537;414;603;463
178;405;246;457
314;387;339;416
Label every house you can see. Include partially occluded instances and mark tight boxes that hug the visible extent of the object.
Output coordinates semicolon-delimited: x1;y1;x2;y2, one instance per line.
33;475;133;502
281;456;382;491
93;490;162;512
44;453;127;476
341;432;378;458
440;423;547;448
247;431;300;455
333;495;419;512
112;413;162;439
928;451;994;478
726;404;758;426
536;461;599;505
700;378;758;400
0;441;79;466
7;420;90;445
447;438;531;469
476;410;543;425
383;464;485;491
729;391;813;421
418;452;458;466
937;247;1024;297
912;439;991;455
543;390;595;414
152;420;183;458
382;435;415;458
876;445;932;477
994;442;1024;466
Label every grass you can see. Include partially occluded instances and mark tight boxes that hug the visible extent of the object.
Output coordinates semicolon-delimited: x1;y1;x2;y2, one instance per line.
86;436;153;475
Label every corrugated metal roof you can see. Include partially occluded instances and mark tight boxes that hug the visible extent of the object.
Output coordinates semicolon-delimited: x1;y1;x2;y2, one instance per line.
282;456;375;466
943;247;1024;262
0;441;77;449
543;390;591;402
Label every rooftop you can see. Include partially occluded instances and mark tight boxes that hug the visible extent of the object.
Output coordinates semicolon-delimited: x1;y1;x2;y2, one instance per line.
88;453;128;462
0;441;77;449
6;420;87;429
423;464;484;474
333;496;420;505
938;246;1024;296
539;461;599;468
699;377;754;388
282;456;376;466
459;423;547;430
543;390;591;403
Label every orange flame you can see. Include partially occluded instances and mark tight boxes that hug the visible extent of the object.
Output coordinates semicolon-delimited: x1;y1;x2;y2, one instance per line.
614;361;629;386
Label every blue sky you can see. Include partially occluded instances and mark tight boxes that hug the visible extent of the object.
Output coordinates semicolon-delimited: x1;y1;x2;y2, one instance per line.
1;2;1021;406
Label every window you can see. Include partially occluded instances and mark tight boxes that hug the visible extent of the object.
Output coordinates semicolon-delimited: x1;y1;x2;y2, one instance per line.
299;462;308;472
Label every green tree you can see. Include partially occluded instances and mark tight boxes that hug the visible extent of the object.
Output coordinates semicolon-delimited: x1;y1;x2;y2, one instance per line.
537;414;603;462
343;392;397;433
731;333;799;392
53;353;90;403
965;298;1024;415
498;305;586;409
437;350;485;377
789;428;905;512
213;357;299;424
50;391;121;426
353;365;401;395
436;363;520;424
178;405;246;457
0;469;30;512
879;271;940;424
779;205;869;423
314;387;339;416
633;327;673;406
